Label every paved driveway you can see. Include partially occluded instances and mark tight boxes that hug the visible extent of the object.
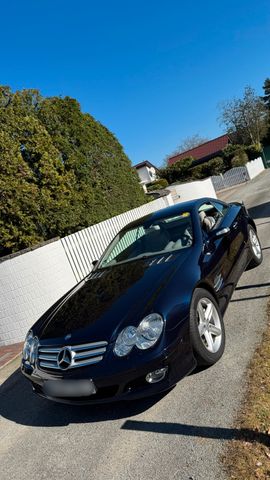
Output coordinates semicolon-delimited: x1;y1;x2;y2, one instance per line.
1;171;270;480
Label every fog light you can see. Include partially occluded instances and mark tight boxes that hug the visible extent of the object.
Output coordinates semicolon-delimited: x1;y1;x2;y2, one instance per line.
145;367;168;384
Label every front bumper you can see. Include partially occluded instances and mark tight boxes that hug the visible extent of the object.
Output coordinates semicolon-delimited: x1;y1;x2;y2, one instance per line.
21;332;196;405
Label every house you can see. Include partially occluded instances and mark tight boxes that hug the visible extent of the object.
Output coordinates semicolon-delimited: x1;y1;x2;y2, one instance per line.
167;134;231;166
134;160;159;186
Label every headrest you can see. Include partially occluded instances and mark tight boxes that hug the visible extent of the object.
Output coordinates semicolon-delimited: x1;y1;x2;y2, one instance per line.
199;211;206;223
145;225;160;234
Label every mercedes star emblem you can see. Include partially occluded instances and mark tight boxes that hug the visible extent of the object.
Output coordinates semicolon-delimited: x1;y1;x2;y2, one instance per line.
57;347;73;370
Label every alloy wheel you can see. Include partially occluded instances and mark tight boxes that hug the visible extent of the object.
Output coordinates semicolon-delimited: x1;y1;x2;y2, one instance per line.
196;298;222;353
249;229;262;259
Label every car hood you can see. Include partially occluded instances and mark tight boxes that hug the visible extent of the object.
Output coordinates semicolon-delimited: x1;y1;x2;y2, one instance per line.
37;251;192;344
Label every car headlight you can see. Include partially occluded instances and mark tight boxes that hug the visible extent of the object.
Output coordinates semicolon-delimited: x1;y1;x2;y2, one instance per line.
113;314;164;357
22;331;39;364
114;326;137;357
136;314;164;350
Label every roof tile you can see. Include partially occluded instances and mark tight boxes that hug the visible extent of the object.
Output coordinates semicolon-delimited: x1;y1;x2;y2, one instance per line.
168;134;230;165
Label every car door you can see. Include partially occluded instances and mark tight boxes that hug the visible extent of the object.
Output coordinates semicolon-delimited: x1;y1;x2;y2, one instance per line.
198;201;245;312
219;201;249;285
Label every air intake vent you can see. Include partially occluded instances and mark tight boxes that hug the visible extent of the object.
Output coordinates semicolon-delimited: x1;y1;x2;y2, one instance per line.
147;254;174;267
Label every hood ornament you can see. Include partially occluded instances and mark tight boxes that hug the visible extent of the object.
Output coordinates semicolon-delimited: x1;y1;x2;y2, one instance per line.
57;347;73;370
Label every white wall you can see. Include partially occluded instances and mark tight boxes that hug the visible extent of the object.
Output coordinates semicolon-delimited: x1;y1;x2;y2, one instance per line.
136;165;157;184
246;157;265;179
166;178;217;204
0;241;77;346
0;195;173;346
136;165;150;184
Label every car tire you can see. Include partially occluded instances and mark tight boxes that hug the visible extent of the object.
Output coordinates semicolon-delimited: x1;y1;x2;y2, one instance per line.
246;225;263;270
189;288;225;366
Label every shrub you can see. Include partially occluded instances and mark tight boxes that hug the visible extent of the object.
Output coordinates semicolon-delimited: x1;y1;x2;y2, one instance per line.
222;142;262;166
245;143;263;160
147;178;169;191
160;157;194;184
204;157;225;176
231;151;249;167
190;157;225;179
189;165;204;179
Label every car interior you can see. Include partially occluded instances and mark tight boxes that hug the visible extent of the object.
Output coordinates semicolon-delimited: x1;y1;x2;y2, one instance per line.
126;220;193;257
102;215;194;266
198;202;227;233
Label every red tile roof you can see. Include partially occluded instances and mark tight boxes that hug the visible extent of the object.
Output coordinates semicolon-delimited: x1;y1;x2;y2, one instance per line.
167;134;230;166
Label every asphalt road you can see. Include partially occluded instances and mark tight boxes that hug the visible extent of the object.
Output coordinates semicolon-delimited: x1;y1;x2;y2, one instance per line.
1;171;270;480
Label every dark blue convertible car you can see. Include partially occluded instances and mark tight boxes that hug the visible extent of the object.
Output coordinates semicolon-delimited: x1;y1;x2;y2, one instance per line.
21;198;262;404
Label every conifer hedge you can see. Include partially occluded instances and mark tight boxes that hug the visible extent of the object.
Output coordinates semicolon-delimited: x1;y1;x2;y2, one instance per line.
0;87;146;256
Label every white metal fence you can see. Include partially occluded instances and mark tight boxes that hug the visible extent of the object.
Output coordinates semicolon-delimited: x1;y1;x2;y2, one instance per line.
211;166;249;192
61;197;171;282
211;157;265;192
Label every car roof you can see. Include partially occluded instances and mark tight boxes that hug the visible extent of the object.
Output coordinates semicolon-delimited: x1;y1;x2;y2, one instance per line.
123;197;220;230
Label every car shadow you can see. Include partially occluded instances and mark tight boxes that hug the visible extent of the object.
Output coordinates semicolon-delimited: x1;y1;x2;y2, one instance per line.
0;368;171;427
188;364;209;376
230;294;270;303
248;201;270;220
235;282;270;291
3;371;267;448
121;420;270;447
257;221;270;227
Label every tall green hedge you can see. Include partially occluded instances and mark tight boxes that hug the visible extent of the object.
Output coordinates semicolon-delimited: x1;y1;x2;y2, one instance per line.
0;87;146;256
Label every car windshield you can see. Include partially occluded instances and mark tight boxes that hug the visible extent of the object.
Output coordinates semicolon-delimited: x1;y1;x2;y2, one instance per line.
99;212;193;268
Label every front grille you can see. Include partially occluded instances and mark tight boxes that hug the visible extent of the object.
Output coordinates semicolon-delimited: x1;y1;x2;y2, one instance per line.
38;341;108;371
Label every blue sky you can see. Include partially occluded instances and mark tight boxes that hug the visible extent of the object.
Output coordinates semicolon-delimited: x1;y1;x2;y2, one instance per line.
1;1;270;166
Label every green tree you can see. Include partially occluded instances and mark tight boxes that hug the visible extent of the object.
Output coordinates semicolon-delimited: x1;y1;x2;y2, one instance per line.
262;78;270;109
0;87;146;255
37;95;146;224
0;131;42;254
262;78;270;144
219;86;267;145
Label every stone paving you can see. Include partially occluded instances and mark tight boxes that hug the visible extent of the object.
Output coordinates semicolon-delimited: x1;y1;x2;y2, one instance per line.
0;342;23;369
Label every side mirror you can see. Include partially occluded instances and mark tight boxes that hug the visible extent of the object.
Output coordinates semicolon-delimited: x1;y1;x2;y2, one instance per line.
211;227;230;239
92;260;98;267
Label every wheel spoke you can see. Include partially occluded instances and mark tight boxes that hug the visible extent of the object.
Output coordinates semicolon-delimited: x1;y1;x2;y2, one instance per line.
205;303;213;322
197;303;205;322
198;322;205;336
250;231;261;258
204;330;214;351
208;324;221;336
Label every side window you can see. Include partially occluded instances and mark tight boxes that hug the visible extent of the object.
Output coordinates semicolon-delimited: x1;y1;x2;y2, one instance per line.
198;202;227;233
211;201;229;228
